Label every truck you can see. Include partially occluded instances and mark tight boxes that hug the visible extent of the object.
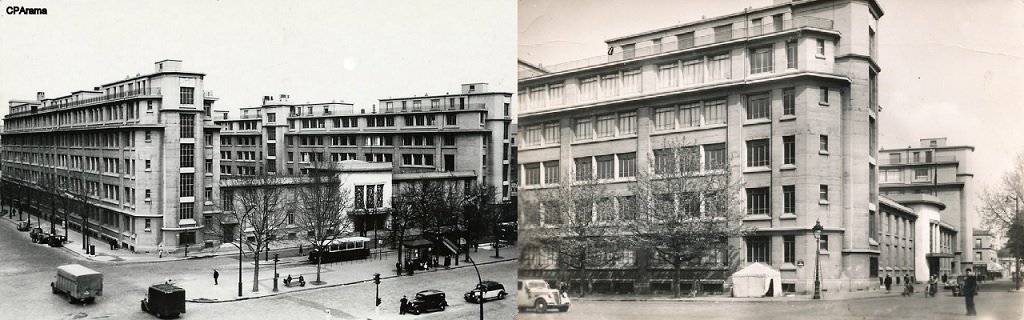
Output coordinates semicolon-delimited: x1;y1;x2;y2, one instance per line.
51;264;103;304
517;279;570;313
141;283;186;318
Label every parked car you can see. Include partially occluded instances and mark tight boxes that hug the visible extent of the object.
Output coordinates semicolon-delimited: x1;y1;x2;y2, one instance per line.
406;290;448;315
952;275;966;296
517;279;570;313
16;220;31;231
51;264;103;304
47;234;67;247
141;283;186;318
944;277;959;289
35;232;53;245
464;281;508;303
29;227;45;242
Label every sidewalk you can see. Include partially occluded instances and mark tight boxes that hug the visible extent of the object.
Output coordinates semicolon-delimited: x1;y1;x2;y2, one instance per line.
180;244;518;303
0;204;367;264
575;286;934;303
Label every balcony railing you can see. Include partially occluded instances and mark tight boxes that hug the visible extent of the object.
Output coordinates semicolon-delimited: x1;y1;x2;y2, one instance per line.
9;87;162;117
878;154;958;166
520;16;834;79
384;103;487;113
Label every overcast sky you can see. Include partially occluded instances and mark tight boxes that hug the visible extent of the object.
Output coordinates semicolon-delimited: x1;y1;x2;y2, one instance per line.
520;0;1024;231
0;0;515;116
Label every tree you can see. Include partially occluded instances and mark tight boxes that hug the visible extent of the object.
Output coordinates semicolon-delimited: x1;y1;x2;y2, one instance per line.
387;188;417;275
65;170;95;251
221;173;290;292
460;182;499;259
628;140;747;298
978;153;1024;290
296;165;352;285
527;176;624;297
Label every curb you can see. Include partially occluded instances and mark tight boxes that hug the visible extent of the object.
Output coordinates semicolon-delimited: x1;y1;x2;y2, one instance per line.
186;257;518;303
575;293;905;303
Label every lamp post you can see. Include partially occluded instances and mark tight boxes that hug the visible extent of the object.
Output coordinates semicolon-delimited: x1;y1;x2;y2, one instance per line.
238;220;244;297
1011;195;1021;291
812;219;824;300
273;254;280;292
466;254;484;320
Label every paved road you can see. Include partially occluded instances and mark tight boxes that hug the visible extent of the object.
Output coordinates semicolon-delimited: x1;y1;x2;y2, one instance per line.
0;215;516;319
518;281;1024;320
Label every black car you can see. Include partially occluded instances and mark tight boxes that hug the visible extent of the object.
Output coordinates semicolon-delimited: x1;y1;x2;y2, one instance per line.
407;290;447;315
47;234;67;247
29;227;45;242
464;281;507;303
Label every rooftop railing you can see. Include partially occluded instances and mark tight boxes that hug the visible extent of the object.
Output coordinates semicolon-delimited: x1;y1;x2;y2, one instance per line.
8;87;162;117
520;16;834;79
878;154;958;166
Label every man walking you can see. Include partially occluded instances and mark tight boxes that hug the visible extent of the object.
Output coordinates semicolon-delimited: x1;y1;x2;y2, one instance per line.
213;269;220;285
884;273;893;292
399;295;408;315
964;268;978;316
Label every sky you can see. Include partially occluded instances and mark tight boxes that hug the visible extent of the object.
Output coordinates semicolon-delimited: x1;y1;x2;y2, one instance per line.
519;0;1024;232
0;0;515;116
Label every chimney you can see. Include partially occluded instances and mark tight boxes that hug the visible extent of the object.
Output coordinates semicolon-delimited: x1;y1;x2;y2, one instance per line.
262;96;273;105
372;104;377;113
36;92;45;101
279;94;290;103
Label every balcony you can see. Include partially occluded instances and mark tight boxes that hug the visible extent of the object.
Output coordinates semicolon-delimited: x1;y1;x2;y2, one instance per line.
878;154;959;166
383;103;487;113
8;87;163;117
519;16;835;79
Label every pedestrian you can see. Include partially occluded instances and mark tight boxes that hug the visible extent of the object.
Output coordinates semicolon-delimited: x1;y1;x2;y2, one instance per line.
884;273;893;292
963;268;978;316
444;255;451;269
396;262;402;277
213;269;219;285
399;295;408;315
942;272;948;284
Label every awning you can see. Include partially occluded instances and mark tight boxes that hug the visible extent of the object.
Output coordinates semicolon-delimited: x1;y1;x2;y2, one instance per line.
988;262;1006;272
440;238;459;255
403;239;433;249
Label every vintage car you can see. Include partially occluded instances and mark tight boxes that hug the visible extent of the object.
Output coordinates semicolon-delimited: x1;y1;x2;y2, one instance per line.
406;289;448;315
16;220;31;231
517;279;570;313
47;234;67;247
464;281;508;303
141;283;186;318
51;264;103;304
30;227;46;243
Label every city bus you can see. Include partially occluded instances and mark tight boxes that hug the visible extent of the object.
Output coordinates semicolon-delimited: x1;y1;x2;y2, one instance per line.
307;236;371;263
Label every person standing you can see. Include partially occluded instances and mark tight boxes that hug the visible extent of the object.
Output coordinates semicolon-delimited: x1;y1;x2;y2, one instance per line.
963;268;978;316
884;273;893;292
942;272;948;285
399;295;408;315
213;269;219;285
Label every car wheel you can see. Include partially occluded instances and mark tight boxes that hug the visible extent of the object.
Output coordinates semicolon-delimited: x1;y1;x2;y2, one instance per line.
67;295;75;304
51;283;58;294
440;304;446;311
535;300;548;313
142;301;148;312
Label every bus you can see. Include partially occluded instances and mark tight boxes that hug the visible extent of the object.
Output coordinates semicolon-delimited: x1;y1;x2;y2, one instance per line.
308;236;371;263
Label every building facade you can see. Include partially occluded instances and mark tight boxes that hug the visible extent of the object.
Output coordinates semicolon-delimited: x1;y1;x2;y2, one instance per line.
518;0;884;295
973;228;998;276
1;60;221;252
879;137;976;274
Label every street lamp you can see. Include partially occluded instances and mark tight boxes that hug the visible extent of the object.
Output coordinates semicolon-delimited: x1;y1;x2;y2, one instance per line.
238;219;244;298
273;254;280;292
812;219;824;300
466;254;484;320
1011;195;1021;291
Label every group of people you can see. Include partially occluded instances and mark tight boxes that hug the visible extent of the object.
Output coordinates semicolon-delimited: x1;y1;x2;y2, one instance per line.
396;255;455;276
881;269;980;316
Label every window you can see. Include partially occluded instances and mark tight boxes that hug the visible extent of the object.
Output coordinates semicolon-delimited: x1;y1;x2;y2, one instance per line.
703;99;726;125
543;161;559;184
145;160;152;170
976;252;982;261
543;122;560;144
574;117;593;140
618;112;636;135
889;153;901;164
746;236;770;263
816;39;826;55
445;114;457;126
783;88;795;115
677;32;695;49
618;153;637;178
579;76;598;101
819;185;829;202
819;87;829;105
180;143;194;168
786;40;798;69
443;135;456;146
784;235;795;263
681;58;703;84
524;164;540;185
205;159;213;172
679;103;700;128
819;234;829;251
783;185;795;214
180;87;195;105
713;24;732;42
914;169;930;180
749;46;773;74
783;136;795;165
204;187;213;200
180;114;195;138
925;151;933;163
653;149;675;175
145;189;152;200
595;155;614;179
654;107;675;131
600;74;619;97
746;94;770;120
595;114;615;138
708;54;731;80
574;157;592;181
746;188;769;215
621;69;642;94
657;63;679;88
180;173;194;197
819;135;829;152
704;143;727;170
145;130;152;142
746;139;770;167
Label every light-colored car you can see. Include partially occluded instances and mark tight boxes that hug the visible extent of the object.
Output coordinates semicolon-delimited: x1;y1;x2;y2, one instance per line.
517;279;569;313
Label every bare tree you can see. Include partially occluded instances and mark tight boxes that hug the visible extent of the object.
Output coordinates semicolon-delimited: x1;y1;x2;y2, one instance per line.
460;182;499;258
387;188;417;275
526;176;624;297
628;140;747;297
64;170;95;250
296;164;352;285
222;173;290;292
978;153;1024;290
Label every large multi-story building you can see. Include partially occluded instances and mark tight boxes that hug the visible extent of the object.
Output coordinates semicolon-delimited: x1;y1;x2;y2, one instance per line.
1;60;222;252
518;0;884;295
879;137;976;275
973;228;998;276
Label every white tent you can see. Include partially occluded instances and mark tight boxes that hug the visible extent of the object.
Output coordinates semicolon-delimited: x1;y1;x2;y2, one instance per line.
731;262;783;298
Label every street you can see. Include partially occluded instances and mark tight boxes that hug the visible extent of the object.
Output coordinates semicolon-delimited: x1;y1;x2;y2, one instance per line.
517;281;1024;320
0;214;517;319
